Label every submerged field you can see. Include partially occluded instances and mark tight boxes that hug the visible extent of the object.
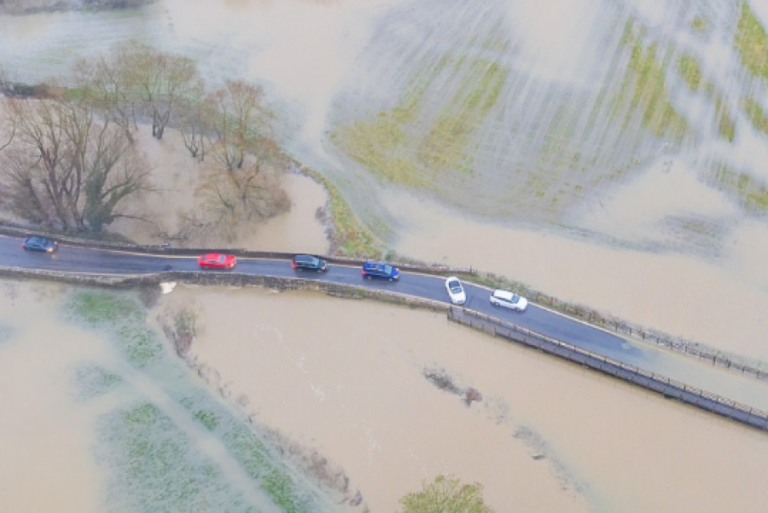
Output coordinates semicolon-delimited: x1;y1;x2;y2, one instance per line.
0;281;359;513
322;0;768;257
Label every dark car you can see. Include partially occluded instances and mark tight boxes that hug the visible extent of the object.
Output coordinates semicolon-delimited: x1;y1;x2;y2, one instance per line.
22;235;58;253
291;254;328;272
362;261;400;281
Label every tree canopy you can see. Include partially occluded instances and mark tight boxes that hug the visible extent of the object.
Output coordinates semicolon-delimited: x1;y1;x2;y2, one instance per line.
399;475;494;513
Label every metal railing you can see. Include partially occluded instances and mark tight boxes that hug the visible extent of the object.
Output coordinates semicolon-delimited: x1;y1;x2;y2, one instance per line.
448;307;768;431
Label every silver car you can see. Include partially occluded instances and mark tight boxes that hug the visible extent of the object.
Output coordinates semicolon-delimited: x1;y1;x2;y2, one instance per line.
445;277;467;305
490;289;528;312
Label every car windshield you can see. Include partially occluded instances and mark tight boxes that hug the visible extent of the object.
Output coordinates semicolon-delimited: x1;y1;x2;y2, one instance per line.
382;264;393;274
214;255;225;262
512;294;520;303
448;280;461;292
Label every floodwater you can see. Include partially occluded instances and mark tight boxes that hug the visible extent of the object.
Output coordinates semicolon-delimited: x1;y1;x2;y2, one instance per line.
0;282;106;513
3;0;768;511
160;285;768;513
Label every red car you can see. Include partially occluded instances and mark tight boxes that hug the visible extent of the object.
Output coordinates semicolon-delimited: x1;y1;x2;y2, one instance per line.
198;253;237;270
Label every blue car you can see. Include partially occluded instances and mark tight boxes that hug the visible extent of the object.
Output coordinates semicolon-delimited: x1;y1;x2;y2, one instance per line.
22;235;58;253
362;262;400;281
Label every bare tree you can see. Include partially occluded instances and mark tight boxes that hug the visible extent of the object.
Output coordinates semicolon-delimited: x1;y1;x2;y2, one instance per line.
205;79;269;171
176;96;207;161
179;144;289;243
72;53;139;143
0;96;151;232
118;42;203;140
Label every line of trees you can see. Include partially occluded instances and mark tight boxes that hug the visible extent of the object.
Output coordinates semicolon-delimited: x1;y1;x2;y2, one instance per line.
0;41;289;239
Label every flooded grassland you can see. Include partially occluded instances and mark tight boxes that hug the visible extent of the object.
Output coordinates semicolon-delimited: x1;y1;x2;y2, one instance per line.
0;281;357;513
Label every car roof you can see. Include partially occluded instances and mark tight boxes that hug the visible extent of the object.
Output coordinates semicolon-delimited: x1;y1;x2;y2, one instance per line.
295;254;319;262
492;289;515;301
364;261;392;270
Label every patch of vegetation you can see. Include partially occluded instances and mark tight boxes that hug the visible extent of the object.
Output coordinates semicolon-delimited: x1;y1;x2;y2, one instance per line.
718;103;736;142
708;163;768;213
627;41;688;139
677;53;703;91
73;364;123;401
615;20;688;142
332;33;508;189
194;409;219;431
418;60;507;175
99;402;259;513
691;15;710;35
301;167;383;257
735;2;768;79
66;290;163;366
221;424;310;513
331;87;428;187
743;96;768;135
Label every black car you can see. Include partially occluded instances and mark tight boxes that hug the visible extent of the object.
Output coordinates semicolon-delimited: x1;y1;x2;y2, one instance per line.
22;235;58;253
291;254;328;272
362;261;400;281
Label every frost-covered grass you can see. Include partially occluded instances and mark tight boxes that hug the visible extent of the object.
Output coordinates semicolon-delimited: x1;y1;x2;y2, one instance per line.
743;97;768;136
735;2;768;79
619;22;688;141
677;53;702;91
706;163;768;213
66;289;339;512
66;290;163;367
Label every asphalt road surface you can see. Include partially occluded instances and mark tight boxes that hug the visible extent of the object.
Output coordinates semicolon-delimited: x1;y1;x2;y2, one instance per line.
3;234;768;410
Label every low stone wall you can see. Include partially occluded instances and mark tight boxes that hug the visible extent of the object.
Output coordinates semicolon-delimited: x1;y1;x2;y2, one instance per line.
0;266;450;313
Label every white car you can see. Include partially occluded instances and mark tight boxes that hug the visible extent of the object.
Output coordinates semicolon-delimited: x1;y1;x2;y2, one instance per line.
445;276;467;305
490;289;528;312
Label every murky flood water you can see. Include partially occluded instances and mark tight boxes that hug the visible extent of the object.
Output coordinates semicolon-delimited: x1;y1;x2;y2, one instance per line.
161;285;768;513
4;1;768;511
0;282;106;513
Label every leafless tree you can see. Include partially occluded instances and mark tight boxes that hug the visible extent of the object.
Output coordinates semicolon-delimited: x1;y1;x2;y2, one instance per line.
176;96;207;161
119;41;203;140
0;96;151;232
74;41;203;141
205;79;269;171
178;142;289;243
72;52;139;143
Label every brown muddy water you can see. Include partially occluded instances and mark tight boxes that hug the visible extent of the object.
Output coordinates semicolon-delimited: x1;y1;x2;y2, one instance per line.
160;285;768;513
0;282;108;512
385;188;768;364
